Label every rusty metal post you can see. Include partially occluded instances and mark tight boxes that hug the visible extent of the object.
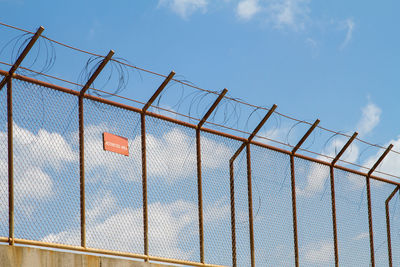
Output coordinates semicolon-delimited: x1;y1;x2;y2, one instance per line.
246;143;255;267
290;119;320;267
366;144;393;267
229;160;237;267
78;96;85;248
142;71;175;258
385;186;399;267
0;26;44;91
197;88;227;263
229;104;277;267
7;77;14;245
330;132;358;267
140;112;148;258
79;50;114;248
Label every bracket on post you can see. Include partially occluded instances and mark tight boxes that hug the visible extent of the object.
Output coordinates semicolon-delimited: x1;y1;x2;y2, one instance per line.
0;26;44;90
331;132;358;166
80;50;115;95
142;71;175;112
292;119;320;154
230;104;278;162
198;88;228;129
368;144;393;177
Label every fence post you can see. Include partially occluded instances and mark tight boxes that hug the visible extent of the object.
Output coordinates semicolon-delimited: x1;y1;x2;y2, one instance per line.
140;112;148;259
229;104;277;267
142;71;175;259
7;76;14;245
366;144;393;267
290;119;320;267
330;132;358;267
385;186;399;267
196;88;227;263
79;50;114;248
246;143;255;266
0;26;44;91
0;26;44;246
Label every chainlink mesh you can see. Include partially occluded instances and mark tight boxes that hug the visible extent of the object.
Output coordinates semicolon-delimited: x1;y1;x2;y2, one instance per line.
250;145;293;266
334;169;370;266
0;74;8;238
1;76;400;267
12;79;80;245
233;148;251;267
201;131;239;266
370;179;397;266
84;98;143;253
294;157;335;267
388;187;400;265
145;116;199;262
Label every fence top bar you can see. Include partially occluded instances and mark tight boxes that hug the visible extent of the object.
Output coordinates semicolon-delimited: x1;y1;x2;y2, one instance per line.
331;132;358;166
198;88;228;129
230;104;277;162
0;26;44;90
368;144;393;176
292;119;320;154
143;71;175;112
80;50;114;96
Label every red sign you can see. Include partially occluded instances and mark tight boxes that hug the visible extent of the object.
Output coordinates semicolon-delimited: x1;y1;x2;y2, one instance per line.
103;132;129;156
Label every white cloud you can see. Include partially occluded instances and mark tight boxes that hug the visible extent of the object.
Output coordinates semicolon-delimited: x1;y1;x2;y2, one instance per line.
305;37;319;58
203;197;230;222
304;241;334;264
267;0;310;31
235;0;311;30
42;201;195;257
15;167;53;199
158;0;208;19
353;232;369;240
0;124;75;195
0;123;77;169
237;0;261;20
356;102;381;137
86;191;117;223
340;18;355;50
43;197;230;260
0;124;75;218
257;124;294;147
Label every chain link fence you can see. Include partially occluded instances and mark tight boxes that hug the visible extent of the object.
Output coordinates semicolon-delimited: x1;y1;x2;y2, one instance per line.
1;72;400;266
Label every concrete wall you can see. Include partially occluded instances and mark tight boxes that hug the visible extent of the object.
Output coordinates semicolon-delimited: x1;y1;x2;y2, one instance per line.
0;245;170;267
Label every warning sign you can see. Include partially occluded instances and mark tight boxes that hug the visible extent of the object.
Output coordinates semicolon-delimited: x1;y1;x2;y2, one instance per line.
103;132;129;156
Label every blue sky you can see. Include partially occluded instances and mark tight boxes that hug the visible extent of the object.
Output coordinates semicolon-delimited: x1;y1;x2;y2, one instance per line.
1;1;400;266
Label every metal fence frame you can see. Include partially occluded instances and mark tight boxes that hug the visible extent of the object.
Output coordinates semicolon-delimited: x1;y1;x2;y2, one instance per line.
1;27;400;266
1;69;400;266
